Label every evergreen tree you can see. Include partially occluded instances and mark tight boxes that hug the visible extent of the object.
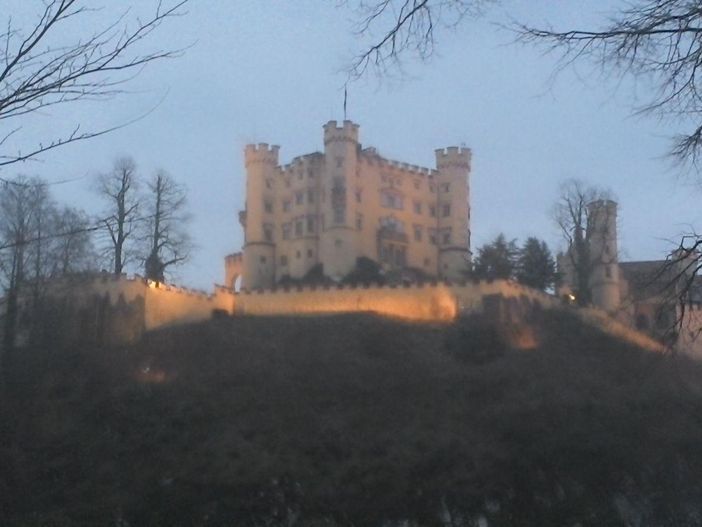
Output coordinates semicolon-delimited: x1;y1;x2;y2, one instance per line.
516;237;557;291
472;234;518;280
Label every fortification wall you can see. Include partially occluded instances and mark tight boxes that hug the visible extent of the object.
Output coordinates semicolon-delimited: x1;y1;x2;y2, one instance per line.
235;279;557;322
144;282;234;330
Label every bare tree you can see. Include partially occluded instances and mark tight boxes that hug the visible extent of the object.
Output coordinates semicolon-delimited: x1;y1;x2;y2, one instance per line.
0;0;188;172
142;169;191;282
553;179;612;306
95;157;140;275
0;175;96;352
51;206;96;276
515;2;702;167
345;0;493;77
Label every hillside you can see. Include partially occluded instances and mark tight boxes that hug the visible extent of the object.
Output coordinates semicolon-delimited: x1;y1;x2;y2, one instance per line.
2;310;702;526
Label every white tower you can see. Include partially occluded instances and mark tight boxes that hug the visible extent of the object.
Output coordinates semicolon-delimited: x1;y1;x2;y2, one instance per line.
587;199;620;312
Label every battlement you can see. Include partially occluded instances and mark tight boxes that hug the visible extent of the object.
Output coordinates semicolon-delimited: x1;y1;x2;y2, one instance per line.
435;146;472;170
244;143;280;166
225;252;243;264
323;120;359;144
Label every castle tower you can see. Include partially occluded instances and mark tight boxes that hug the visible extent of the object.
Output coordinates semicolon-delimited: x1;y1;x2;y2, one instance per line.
319;120;359;280
241;143;279;290
587;199;620;312
435;147;471;280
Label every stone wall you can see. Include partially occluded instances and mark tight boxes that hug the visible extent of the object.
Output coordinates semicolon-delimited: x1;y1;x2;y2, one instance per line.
234;279;557;322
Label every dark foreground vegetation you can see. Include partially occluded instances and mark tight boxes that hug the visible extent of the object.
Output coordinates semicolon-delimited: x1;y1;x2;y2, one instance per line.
2;311;702;526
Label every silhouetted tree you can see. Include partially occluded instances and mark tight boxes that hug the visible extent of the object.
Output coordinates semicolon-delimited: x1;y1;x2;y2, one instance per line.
473;233;517;280
343;256;385;285
95;157;140;275
142;170;191;282
0;1;189;172
516;237;557;291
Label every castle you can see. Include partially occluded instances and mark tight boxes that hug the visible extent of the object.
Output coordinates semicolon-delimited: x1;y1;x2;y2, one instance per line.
225;121;471;290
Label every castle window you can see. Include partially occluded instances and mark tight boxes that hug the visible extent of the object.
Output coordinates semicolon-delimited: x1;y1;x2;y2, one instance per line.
413;201;421;214
295;220;303;237
380;216;404;233
264;201;273;213
442;204;451;217
260;256;267;264
295;192;304;205
442;183;450;193
395;246;406;266
307;189;315;203
308;168;314;178
414;225;422;242
429;229;437;245
265;179;272;189
605;244;610;255
430;205;436;218
285;178;291;188
307;249;314;258
414;180;421;190
606;265;612;278
430;183;436;193
306;216;315;233
336;157;343;168
335;239;342;248
298;171;303;180
355;189;362;203
333;208;345;224
282;224;291;240
264;224;273;242
296;251;301;259
442;229;451;245
280;255;288;266
380;189;403;210
424;257;431;267
356;213;363;230
283;200;291;212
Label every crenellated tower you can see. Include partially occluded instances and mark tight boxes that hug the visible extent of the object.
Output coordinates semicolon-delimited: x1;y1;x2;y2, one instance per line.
587;199;620;312
241;143;279;289
319;120;359;280
435;146;471;280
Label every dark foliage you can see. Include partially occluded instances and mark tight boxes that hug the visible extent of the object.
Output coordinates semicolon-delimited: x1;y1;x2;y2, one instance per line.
472;234;518;280
516;237;557;291
342;256;386;285
3;311;702;525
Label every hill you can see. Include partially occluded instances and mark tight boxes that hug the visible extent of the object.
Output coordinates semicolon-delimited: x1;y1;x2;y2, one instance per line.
2;310;702;526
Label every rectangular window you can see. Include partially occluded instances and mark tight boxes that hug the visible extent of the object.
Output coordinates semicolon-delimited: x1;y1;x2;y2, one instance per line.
307;249;314;258
295;220;303;237
355;189;362;203
307;189;315;203
295;191;304;205
306;216;315;233
429;229;437;245
336;157;343;168
263;224;273;242
395;245;406;266
442;230;451;244
356;213;363;230
334;208;345;224
414;180;421;190
280;255;288;266
265;179;272;190
430;183;436;193
442;183;450;193
282;224;291;240
307;168;314;178
413;201;422;214
442;204;451;217
413;225;422;242
430;205;436;218
283;200;291;212
381;190;403;210
264;201;273;213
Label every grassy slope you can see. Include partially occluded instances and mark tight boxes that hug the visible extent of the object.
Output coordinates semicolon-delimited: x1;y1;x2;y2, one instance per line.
2;310;702;526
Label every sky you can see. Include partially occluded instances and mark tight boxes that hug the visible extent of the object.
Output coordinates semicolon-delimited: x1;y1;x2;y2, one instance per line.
3;1;701;290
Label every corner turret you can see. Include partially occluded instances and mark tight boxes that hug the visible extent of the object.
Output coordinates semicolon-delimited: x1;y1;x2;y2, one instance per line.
587;199;620;312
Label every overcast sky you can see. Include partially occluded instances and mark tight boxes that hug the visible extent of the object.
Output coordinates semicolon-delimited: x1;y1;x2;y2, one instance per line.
4;1;700;290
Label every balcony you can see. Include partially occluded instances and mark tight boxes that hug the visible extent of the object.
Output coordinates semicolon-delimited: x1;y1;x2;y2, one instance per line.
377;227;408;244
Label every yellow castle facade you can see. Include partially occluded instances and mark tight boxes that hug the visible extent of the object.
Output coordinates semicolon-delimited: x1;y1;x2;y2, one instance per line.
225;120;472;290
